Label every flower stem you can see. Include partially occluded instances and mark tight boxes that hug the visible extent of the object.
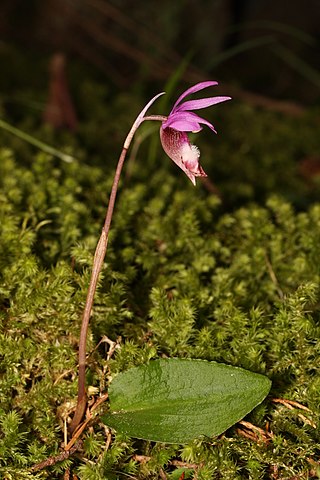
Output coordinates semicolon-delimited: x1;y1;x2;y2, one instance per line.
69;109;165;435
69;144;129;434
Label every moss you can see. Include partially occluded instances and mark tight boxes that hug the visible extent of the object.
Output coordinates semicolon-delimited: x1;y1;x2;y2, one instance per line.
0;67;320;478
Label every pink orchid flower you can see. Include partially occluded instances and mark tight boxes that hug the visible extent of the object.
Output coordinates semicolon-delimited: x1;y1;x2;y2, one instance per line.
160;81;231;185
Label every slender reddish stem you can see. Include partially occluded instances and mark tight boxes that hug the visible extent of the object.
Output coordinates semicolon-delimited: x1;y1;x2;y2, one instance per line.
69;147;127;433
70;113;164;434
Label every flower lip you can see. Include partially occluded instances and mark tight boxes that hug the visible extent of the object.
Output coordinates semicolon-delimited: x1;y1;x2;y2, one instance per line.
160;127;207;186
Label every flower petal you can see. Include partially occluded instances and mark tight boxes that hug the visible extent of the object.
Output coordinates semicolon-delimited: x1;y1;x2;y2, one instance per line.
171;81;218;111
164;119;202;132
174;96;232;112
163;111;216;133
187;112;217;132
162;111;202;131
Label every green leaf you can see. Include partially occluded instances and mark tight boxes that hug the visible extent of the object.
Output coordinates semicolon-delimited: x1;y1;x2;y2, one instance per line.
0;118;75;163
102;358;271;443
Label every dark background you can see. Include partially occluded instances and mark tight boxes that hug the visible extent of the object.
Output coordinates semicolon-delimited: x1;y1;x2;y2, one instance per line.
1;0;319;104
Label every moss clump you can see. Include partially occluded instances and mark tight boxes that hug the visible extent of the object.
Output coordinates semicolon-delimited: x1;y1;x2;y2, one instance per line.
1;70;320;478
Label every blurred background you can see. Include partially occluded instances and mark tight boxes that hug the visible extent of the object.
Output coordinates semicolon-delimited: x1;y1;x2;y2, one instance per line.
0;0;320;208
1;0;319;102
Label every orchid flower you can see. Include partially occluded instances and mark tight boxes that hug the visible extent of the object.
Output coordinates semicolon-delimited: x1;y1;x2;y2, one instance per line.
71;82;230;433
160;81;231;185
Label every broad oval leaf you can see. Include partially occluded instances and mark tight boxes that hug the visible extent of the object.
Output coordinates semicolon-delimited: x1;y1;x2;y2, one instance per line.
102;358;271;444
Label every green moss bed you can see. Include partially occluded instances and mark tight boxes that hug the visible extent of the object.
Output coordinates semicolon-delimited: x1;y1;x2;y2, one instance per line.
0;69;320;479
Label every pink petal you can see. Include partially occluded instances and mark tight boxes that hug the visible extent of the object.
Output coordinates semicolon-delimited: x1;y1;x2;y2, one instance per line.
171;81;218;111
163;111;202;131
164;119;202;131
163;111;216;133
187;112;217;132
174;96;232;112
